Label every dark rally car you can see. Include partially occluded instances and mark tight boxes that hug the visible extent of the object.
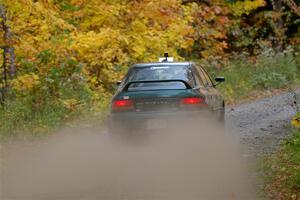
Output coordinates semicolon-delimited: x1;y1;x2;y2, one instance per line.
108;57;225;133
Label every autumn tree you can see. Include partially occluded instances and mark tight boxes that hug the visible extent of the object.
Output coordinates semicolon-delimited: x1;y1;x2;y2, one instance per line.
2;0;300;97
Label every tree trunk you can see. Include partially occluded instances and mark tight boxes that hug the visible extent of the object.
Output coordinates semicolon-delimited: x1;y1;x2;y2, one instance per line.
0;4;16;104
0;4;16;79
0;49;7;105
270;0;285;51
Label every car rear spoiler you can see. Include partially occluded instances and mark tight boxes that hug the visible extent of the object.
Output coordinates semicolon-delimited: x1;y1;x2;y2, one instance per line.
122;79;192;91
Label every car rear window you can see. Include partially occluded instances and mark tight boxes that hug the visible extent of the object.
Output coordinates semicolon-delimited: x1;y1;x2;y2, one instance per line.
126;65;194;90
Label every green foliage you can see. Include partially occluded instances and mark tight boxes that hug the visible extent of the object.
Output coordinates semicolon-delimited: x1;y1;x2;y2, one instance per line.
0;98;64;138
206;47;300;103
0;55;103;136
252;48;299;88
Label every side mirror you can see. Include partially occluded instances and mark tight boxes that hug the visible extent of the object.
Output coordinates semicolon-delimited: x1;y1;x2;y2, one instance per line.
215;77;225;83
116;81;122;86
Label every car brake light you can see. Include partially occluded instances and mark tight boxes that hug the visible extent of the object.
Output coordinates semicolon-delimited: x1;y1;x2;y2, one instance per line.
112;99;134;111
181;97;204;105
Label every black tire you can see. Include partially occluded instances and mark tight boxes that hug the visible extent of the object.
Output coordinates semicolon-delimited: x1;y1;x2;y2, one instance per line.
108;120;130;134
108;118;135;143
216;108;225;123
215;101;225;124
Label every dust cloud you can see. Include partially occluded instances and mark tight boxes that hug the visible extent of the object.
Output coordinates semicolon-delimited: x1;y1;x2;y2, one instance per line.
1;118;256;200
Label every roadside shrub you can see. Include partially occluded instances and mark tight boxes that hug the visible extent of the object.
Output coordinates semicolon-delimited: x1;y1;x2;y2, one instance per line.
252;47;299;89
0;56;109;138
0;99;66;138
207;47;300;103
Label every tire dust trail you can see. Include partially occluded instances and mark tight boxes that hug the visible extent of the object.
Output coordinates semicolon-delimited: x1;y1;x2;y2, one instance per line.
1;119;255;200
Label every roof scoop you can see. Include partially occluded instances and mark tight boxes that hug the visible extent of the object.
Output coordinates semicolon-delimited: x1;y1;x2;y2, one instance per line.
159;53;174;62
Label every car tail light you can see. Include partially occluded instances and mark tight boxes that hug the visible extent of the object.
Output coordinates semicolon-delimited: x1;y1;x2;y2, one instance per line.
181;97;207;105
181;97;207;108
112;99;134;111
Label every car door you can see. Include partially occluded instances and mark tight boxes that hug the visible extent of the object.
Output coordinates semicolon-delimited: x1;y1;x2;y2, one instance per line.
200;67;224;111
190;64;212;108
193;64;224;111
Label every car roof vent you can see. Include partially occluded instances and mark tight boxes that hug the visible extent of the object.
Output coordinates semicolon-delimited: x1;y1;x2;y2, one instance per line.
159;53;174;62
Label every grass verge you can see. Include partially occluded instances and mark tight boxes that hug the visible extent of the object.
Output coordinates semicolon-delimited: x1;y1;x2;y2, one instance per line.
0;94;110;140
263;126;300;200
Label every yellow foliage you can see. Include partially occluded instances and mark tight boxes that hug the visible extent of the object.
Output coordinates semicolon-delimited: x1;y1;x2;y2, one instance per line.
229;0;266;16
61;98;81;111
66;0;196;87
69;29;128;86
3;0;269;94
11;73;41;94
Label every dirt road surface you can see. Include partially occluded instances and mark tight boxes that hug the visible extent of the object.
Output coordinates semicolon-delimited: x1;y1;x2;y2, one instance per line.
226;88;300;155
1;88;299;200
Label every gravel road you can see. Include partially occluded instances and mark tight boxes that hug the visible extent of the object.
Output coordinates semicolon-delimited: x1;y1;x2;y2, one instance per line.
226;87;300;155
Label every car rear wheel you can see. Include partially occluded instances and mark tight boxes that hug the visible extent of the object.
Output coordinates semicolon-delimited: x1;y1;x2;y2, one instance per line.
108;120;131;134
217;108;225;123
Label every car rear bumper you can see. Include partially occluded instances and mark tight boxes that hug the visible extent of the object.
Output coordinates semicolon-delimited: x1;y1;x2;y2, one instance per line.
108;109;213;130
111;109;211;119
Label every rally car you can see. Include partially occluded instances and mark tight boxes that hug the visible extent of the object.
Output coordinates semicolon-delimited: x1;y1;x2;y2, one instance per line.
108;55;225;133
